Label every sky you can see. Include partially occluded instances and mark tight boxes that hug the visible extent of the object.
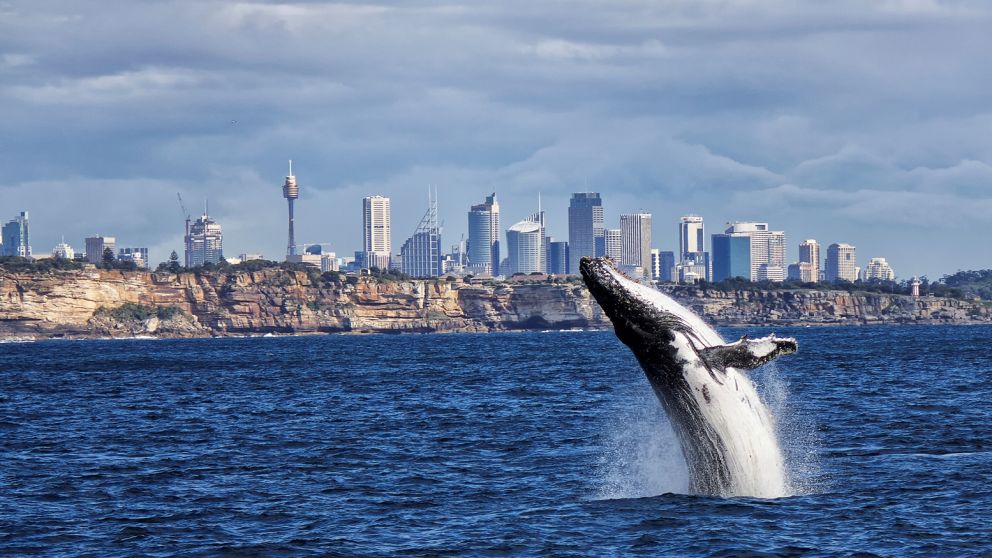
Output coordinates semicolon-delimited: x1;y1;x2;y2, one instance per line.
1;0;990;278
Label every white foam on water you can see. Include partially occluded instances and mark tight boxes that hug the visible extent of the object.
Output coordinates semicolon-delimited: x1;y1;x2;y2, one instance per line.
0;337;36;344
594;388;689;500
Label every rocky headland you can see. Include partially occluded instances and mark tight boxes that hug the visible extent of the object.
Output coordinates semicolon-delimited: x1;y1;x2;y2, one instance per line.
1;267;989;340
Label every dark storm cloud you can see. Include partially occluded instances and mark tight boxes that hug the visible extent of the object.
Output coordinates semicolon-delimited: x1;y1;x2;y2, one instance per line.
1;0;990;276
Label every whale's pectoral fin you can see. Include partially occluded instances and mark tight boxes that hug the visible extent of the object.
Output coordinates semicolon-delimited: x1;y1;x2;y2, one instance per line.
699;334;798;370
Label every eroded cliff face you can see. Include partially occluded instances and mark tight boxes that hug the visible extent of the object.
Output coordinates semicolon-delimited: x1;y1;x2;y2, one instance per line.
0;268;988;339
664;287;992;325
0;269;607;338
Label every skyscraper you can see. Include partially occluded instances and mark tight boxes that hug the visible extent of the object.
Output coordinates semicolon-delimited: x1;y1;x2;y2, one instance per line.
186;211;223;266
863;257;895;281
604;228;622;261
85;235;116;265
620;213;652;278
548;240;569;275
659;251;676;282
711;233;751;282
528;206;547;274
678;215;705;262
401;191;442;278
825;243;857;282
506;219;544;275
787;262;817;283
362;195;391;270
798;239;820;283
283;160;299;257
759;231;786;282
467;193;500;275
0;211;30;257
722;222;786;282
568;193;604;274
676;215;710;281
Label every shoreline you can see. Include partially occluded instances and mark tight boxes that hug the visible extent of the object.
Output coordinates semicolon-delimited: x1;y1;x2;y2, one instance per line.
3;319;991;343
2;267;989;341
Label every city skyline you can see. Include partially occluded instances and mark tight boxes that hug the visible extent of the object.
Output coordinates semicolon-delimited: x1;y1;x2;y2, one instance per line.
2;3;991;278
0;191;934;282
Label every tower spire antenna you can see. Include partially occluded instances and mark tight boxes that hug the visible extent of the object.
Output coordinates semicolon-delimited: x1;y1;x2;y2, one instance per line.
283;159;300;257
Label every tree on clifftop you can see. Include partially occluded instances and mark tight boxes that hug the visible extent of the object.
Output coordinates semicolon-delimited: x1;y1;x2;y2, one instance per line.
101;247;115;268
168;251;182;273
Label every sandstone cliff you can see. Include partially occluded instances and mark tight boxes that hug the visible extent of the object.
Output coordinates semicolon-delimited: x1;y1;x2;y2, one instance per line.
0;268;988;339
0;269;606;338
663;286;992;326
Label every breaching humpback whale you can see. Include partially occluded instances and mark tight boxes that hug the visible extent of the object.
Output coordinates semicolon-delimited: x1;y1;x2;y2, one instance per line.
580;257;797;498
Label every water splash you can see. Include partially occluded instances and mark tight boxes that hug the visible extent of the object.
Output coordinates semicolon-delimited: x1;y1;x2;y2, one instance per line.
753;362;823;496
595;388;689;499
595;365;823;500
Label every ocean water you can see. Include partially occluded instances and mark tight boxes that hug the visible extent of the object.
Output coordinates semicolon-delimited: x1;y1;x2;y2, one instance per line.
1;326;990;557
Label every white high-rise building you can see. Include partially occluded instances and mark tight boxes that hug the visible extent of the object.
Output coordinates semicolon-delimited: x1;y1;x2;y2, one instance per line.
763;231;786;282
186;212;223;267
677;215;709;281
863;257;895;281
400;192;442;278
52;237;75;260
799;239;820;283
678;215;705;262
825;243;857;282
604;228;622;261
521;203;547;274
650;248;661;281
723;222;786;282
506;219;544;275
467;193;500;275
362;195;391;270
788;262;817;283
620;213;652;279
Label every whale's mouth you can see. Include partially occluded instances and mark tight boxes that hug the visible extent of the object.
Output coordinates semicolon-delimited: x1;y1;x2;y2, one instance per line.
579;256;636;301
579;256;635;321
579;256;684;340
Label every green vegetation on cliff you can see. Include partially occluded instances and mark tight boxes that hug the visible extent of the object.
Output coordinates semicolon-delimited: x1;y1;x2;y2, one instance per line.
940;270;992;300
668;272;992;301
94;303;185;322
0;256;85;272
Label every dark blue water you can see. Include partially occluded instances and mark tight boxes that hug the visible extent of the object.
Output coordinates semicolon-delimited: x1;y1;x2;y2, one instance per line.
1;326;990;557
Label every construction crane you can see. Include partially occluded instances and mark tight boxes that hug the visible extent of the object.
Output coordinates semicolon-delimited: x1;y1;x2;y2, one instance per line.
176;193;191;268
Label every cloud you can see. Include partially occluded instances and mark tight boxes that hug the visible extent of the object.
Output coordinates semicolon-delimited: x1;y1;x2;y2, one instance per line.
7;66;204;105
0;0;990;278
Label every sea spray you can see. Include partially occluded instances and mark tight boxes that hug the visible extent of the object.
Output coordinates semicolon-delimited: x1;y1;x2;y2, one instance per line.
594;366;810;499
595;386;688;499
753;362;824;496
